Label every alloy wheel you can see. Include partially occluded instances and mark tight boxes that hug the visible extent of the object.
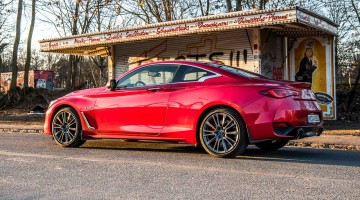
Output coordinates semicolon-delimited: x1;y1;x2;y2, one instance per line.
202;112;240;154
52;109;79;145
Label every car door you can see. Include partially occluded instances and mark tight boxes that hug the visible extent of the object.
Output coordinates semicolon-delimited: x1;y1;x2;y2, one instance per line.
161;65;219;137
94;64;179;136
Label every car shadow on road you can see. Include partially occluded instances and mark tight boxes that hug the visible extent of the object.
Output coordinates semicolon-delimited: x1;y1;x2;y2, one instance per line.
81;140;360;167
239;146;360;167
81;140;206;154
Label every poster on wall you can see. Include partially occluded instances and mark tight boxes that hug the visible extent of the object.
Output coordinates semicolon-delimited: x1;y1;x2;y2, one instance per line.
291;37;335;119
34;70;55;90
0;70;54;93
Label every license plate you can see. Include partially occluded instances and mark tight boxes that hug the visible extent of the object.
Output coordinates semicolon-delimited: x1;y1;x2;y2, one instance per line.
307;114;320;124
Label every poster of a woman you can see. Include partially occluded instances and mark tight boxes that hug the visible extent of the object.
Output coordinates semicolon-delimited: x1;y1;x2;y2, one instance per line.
295;41;318;84
292;37;336;119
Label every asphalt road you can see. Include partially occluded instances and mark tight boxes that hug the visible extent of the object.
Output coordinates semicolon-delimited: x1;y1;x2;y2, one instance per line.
0;132;359;200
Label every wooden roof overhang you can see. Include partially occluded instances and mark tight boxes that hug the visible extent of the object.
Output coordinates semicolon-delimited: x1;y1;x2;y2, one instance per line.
39;6;338;57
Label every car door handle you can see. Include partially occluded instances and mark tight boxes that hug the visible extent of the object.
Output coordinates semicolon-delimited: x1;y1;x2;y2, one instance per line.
148;87;162;92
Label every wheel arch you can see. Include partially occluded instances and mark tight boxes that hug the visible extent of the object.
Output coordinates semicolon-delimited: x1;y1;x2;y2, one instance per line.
49;103;85;134
195;103;249;146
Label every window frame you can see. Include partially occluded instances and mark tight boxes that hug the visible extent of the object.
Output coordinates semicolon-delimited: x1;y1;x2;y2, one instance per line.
115;64;180;90
171;65;221;84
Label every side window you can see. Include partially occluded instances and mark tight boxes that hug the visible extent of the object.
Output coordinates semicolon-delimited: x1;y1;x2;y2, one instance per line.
174;65;216;82
117;64;178;88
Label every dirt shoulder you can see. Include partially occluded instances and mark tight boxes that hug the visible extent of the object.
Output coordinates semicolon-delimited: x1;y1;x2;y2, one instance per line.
289;135;360;151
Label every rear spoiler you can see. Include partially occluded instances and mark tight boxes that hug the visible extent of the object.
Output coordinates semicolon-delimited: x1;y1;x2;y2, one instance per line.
288;82;311;89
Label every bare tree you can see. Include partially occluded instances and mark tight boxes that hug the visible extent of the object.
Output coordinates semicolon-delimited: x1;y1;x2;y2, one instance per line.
199;0;210;16
23;0;36;88
116;0;198;24
342;0;360;112
0;0;13;71
10;0;22;89
0;0;14;52
38;0;122;90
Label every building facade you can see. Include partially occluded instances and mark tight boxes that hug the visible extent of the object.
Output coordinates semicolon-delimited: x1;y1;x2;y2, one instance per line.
39;7;338;119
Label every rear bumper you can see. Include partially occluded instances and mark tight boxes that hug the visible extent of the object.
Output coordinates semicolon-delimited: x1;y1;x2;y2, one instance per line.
243;96;323;140
274;124;323;139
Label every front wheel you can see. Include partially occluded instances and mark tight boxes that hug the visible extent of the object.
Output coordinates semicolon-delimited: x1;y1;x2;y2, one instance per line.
255;139;289;151
51;107;85;147
199;108;248;158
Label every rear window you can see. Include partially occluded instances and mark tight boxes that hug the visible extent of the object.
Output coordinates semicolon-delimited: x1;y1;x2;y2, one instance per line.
182;66;215;82
207;63;266;78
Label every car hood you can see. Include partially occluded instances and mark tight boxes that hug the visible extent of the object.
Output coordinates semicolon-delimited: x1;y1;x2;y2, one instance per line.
65;87;106;97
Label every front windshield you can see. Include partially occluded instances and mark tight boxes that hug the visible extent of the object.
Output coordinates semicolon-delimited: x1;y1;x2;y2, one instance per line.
207;63;267;79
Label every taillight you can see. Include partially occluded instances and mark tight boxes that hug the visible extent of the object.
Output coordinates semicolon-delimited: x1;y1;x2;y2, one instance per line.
259;89;300;98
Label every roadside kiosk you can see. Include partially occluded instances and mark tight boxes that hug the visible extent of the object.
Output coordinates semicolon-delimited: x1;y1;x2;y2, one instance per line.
39;6;338;119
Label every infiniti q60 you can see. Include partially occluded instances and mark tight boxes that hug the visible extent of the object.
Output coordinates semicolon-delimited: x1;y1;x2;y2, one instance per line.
44;61;323;158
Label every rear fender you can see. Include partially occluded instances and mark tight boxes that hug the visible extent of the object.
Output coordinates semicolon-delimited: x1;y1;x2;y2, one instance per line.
193;100;248;145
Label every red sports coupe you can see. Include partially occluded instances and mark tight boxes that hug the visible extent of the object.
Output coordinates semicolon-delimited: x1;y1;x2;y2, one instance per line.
44;61;323;158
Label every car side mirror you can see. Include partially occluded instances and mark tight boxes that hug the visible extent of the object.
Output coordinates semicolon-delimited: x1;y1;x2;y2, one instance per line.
109;79;116;91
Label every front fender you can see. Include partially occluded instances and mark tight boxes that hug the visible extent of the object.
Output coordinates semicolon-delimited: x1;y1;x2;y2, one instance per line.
44;97;97;135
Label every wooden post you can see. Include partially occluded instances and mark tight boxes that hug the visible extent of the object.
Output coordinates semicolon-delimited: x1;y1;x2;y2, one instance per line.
108;46;115;80
253;28;261;74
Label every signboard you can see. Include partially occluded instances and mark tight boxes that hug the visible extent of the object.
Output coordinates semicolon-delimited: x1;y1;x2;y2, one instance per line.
40;9;297;51
297;11;337;35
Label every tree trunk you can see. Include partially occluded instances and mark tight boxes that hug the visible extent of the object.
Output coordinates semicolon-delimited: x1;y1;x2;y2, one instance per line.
226;0;232;12
0;54;2;70
89;64;98;88
10;0;23;90
79;60;82;86
24;0;36;88
235;0;242;11
345;66;360;113
100;65;105;86
67;55;73;91
66;1;80;91
71;56;78;89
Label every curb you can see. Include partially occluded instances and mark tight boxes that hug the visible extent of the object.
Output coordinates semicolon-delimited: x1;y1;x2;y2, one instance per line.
0;127;44;134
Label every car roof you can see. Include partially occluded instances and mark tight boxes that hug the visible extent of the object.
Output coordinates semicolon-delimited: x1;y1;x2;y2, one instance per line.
137;60;223;73
137;60;262;79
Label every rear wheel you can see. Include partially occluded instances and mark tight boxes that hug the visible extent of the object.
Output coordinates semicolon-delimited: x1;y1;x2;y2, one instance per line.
255;139;289;151
199;108;248;158
51;107;85;147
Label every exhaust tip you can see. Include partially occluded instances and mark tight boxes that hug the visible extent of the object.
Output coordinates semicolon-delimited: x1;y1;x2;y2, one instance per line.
296;128;304;139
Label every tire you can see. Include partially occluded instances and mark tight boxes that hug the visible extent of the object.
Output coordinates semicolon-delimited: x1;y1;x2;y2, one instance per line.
255;139;289;151
51;107;85;147
199;107;248;158
73;139;86;147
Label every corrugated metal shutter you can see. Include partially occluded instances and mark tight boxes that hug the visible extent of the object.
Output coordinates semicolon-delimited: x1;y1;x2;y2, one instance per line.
114;29;255;77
